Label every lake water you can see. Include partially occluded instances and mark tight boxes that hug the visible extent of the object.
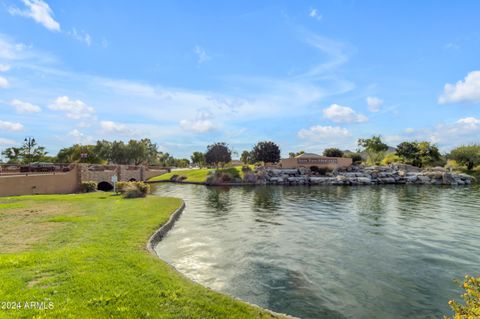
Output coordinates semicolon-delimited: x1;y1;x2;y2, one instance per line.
153;184;480;319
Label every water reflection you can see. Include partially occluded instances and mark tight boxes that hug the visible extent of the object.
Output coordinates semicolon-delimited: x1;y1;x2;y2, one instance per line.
153;184;480;319
205;186;233;214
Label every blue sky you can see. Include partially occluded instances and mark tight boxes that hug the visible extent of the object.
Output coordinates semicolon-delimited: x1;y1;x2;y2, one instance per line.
1;0;480;159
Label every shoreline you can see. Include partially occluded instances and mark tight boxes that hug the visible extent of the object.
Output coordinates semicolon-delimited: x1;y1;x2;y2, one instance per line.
146;198;297;319
148;165;475;187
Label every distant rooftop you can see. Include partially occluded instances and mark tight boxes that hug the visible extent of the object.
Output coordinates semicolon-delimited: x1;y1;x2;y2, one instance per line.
294;153;321;158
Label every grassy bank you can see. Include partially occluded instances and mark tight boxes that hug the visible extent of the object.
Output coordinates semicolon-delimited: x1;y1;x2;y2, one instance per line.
0;193;281;318
149;166;248;183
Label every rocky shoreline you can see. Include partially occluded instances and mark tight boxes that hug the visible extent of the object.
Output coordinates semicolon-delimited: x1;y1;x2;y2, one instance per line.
254;164;474;186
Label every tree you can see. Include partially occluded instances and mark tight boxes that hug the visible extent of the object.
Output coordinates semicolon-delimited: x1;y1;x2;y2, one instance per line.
449;145;480;170
93;139;160;165
191;152;205;167
417;141;441;167
288;150;305;158
395;141;441;167
396;142;419;165
1;138;47;164
57;144;102;164
357;136;389;165
22;137;47;164
240;150;252;165
157;152;175;167
205;142;232;167
1;147;22;163
251;141;281;163
174;158;190;168
345;152;362;163
323;148;344;158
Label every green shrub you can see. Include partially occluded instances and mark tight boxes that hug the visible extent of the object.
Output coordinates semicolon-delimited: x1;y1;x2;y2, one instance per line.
346;152;363;163
116;181;151;198
446;275;480;318
381;153;403;165
80;181;97;193
206;170;238;184
116;181;128;193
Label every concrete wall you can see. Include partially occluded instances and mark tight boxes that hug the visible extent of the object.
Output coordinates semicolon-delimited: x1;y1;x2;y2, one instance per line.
0;164;169;197
80;165;119;183
280;157;352;170
0;166;80;197
143;168;169;180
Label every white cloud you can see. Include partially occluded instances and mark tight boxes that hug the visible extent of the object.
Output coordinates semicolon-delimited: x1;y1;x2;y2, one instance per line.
405;127;415;133
9;0;60;32
0;120;23;131
300;33;350;76
67;129;93;144
389;117;480;151
456;116;480;126
430;117;480;147
0;137;16;145
323;104;368;123
10;99;41;113
0;64;10;72
298;125;350;140
180;119;215;133
100;121;132;135
0;35;54;63
0;76;8;88
366;96;383;112
194;46;210;64
48;96;95;119
438;71;480;104
69;28;91;46
444;43;460;50
180;111;216;133
309;8;322;20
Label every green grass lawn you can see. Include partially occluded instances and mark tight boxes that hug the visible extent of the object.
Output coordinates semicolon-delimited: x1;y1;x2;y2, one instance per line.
0;193;281;318
149;166;251;183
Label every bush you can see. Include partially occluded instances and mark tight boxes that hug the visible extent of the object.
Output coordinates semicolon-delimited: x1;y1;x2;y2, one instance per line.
310;166;331;175
345;152;363;164
446;275;480;318
116;181;128;193
206;169;239;184
116;181;150;198
80;181;97;193
381;153;403;165
449;145;480;171
323;148;344;157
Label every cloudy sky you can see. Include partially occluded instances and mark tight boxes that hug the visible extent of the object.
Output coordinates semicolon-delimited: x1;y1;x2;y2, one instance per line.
1;0;479;158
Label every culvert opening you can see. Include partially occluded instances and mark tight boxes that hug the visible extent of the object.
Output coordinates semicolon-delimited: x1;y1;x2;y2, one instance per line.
97;181;114;191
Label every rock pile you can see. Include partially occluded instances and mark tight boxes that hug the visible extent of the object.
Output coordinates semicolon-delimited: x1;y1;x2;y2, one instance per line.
257;164;473;186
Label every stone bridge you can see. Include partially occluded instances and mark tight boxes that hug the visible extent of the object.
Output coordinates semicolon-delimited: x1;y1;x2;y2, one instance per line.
0;163;169;196
79;164;170;190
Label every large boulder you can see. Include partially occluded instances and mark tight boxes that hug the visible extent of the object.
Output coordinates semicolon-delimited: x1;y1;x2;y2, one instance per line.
378;177;396;184
357;177;373;184
417;175;431;184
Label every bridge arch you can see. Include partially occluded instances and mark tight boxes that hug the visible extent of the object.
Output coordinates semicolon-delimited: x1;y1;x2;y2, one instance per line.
97;181;114;191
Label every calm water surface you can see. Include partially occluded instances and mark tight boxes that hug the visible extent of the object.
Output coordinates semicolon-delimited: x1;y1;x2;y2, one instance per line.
153;184;480;319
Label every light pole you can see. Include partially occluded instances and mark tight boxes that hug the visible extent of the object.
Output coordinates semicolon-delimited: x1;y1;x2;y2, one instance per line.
24;137;36;164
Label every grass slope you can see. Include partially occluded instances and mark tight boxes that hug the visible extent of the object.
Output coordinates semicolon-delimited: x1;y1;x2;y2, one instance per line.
0;193;281;319
149;166;248;183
